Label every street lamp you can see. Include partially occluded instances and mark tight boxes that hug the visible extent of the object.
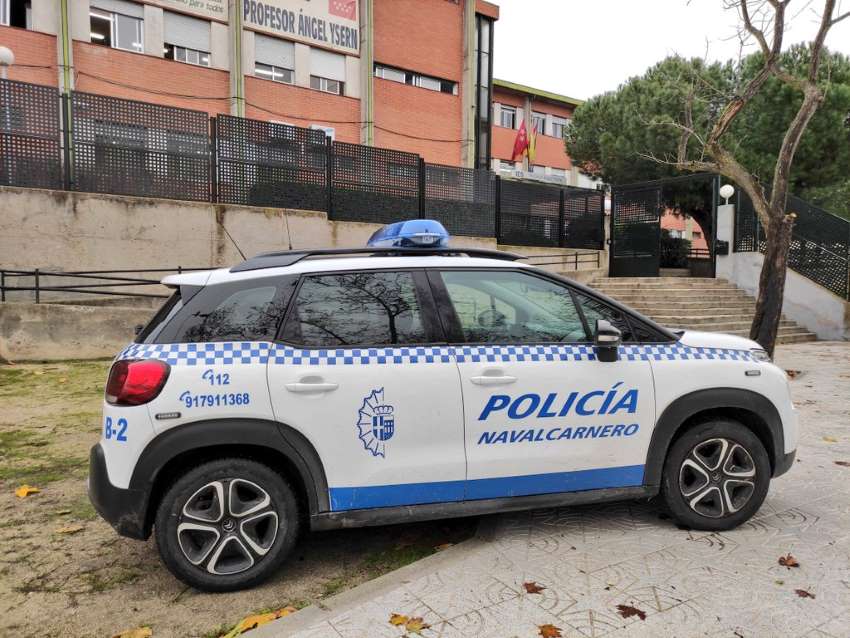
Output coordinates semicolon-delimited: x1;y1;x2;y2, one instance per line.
719;184;735;205
0;46;14;80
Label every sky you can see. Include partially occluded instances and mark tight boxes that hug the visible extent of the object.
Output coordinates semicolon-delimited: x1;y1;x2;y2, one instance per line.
492;0;850;101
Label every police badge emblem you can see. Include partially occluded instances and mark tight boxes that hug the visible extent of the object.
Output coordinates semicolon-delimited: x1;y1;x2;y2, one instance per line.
357;388;395;458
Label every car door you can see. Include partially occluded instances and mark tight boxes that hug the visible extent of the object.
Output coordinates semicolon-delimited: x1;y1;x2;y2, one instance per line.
430;268;655;501
267;268;466;512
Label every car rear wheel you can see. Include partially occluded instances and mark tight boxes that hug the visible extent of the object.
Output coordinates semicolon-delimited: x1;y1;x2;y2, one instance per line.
155;458;299;592
661;420;770;531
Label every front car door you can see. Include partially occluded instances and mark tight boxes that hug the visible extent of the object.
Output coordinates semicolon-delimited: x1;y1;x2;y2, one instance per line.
430;267;656;501
267;268;466;512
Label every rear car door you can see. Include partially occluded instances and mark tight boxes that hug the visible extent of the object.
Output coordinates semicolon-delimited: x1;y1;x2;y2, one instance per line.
430;268;655;501
267;269;466;512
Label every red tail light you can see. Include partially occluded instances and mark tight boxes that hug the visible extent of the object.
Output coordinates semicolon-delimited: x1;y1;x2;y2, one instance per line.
105;359;170;406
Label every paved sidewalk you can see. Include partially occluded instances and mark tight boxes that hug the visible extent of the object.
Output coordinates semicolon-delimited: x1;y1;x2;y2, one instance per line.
267;342;850;638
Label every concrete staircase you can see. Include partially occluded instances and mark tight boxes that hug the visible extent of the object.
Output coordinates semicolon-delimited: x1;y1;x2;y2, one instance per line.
588;276;817;344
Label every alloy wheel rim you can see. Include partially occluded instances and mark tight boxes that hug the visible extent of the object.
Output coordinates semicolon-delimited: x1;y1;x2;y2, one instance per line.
177;479;278;575
679;438;756;518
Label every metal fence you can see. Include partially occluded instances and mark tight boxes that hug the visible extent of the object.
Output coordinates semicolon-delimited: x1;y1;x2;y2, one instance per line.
0;79;62;190
0;78;604;249
735;191;850;300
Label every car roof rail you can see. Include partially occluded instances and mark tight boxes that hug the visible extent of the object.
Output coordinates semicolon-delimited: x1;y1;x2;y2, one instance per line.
230;247;525;273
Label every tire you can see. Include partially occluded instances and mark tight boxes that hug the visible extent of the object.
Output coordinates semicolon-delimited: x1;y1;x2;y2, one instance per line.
154;458;300;592
661;420;770;531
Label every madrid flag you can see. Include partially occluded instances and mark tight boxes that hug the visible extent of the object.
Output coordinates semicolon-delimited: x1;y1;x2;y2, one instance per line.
512;120;529;160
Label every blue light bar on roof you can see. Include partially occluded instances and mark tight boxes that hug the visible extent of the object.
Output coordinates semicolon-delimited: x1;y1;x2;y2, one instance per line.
366;219;450;248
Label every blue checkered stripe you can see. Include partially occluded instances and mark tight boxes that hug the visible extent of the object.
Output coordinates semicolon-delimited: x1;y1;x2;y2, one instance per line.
117;342;272;365
621;343;754;362
117;342;753;366
453;344;598;363
269;345;455;366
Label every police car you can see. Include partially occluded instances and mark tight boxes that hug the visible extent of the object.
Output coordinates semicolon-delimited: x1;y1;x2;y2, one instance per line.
88;220;797;591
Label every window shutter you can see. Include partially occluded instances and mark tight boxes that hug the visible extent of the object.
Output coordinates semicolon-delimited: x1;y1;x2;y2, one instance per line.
164;11;211;51
310;48;345;81
91;0;144;18
255;34;295;69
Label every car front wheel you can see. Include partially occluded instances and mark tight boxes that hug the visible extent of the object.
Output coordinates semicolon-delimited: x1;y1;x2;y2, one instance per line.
155;458;300;592
661;420;771;531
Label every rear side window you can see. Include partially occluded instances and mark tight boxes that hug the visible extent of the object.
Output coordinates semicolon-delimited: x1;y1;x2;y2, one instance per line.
154;276;298;343
281;271;430;347
137;291;183;343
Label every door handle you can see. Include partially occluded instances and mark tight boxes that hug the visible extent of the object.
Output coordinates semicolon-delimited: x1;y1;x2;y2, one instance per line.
470;375;517;386
285;381;339;393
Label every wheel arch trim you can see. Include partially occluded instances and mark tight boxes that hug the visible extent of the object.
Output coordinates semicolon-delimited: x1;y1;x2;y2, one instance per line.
129;418;330;535
644;387;785;487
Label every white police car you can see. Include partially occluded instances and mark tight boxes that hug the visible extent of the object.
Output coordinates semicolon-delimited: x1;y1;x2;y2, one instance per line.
88;220;797;591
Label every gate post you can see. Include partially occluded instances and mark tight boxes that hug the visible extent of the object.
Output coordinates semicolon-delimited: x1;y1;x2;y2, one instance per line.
494;175;502;243
61;93;72;191
557;188;566;248
326;137;334;219
418;157;426;216
209;116;218;203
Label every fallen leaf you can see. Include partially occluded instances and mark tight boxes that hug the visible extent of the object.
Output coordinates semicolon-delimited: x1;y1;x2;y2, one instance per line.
15;485;40;498
56;524;84;535
405;617;430;634
778;554;800;568
54;509;72;515
112;628;152;638
538;624;563;638
221;607;296;638
775;579;785;585
434;542;453;551
823;436;839;443
835;461;850;467
523;581;546;594
388;613;408;626
616;604;647;621
795;589;816;599
785;369;801;378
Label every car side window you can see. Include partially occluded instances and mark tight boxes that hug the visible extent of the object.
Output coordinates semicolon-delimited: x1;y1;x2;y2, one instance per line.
160;276;297;343
573;291;635;343
439;270;588;344
280;271;430;347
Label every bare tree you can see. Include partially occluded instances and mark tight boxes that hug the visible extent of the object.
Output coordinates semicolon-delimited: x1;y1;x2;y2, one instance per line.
657;0;849;356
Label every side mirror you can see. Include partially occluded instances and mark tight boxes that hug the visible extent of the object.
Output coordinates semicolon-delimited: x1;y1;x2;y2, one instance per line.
594;319;621;363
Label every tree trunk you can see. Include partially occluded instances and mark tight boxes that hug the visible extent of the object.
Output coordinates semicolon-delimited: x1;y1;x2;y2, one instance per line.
749;214;794;357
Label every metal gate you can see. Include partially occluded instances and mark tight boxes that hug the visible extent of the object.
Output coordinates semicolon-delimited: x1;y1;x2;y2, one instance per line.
610;186;662;277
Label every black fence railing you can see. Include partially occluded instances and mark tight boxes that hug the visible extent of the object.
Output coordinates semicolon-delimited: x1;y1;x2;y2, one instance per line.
734;191;850;300
0;267;209;303
0;78;604;250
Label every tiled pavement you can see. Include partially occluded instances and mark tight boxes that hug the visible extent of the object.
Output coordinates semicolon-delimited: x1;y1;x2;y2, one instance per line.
274;342;850;638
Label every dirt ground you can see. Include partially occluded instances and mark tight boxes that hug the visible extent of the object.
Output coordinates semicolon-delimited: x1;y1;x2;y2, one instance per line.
0;361;476;638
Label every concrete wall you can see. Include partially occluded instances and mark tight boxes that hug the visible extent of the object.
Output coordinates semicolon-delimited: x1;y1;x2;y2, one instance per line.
0;186;604;360
0;303;149;362
716;204;850;341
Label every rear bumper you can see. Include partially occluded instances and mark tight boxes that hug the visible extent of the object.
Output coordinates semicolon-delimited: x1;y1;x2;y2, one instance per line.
88;444;149;540
773;449;796;478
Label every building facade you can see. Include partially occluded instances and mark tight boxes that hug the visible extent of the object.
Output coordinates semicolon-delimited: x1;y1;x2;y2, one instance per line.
491;78;597;189
0;0;498;167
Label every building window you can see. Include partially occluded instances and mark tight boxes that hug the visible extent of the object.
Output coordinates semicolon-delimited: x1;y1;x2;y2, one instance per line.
165;44;210;67
374;64;457;95
551;116;568;139
164;11;210;67
255;34;295;84
310;48;345;95
90;2;144;53
310;76;343;95
2;0;31;29
531;112;546;136
474;13;494;169
255;62;293;84
500;106;516;129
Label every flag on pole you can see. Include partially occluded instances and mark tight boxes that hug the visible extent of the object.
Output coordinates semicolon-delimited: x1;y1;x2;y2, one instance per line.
512;120;529;161
528;121;538;163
